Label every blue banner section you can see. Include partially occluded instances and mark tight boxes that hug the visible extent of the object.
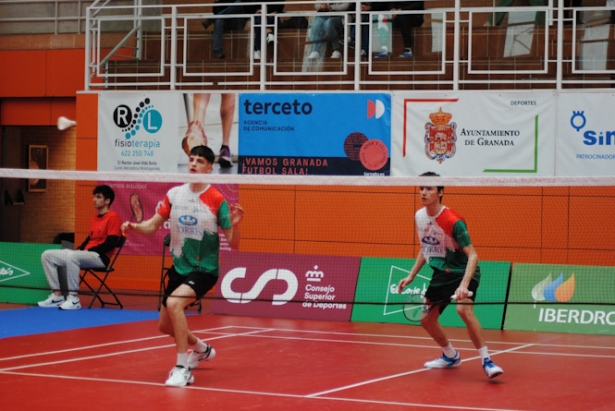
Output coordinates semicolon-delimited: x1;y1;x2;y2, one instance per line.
238;93;391;175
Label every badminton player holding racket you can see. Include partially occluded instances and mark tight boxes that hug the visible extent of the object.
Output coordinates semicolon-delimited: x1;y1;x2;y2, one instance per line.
122;146;244;387
397;172;503;379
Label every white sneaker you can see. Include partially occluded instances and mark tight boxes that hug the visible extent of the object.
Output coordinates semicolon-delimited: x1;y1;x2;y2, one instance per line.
266;33;275;44
165;366;194;387
38;293;65;308
187;344;216;369
59;295;81;310
308;51;320;59
254;50;261;60
483;358;504;379
424;352;461;368
331;50;342;59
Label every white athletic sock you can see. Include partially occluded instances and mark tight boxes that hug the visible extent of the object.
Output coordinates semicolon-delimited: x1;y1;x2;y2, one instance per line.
442;344;456;358
194;339;209;353
478;346;490;361
177;353;188;368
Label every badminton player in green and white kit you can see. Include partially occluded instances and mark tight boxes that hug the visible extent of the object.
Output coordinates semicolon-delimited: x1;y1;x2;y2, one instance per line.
397;172;503;379
123;145;244;387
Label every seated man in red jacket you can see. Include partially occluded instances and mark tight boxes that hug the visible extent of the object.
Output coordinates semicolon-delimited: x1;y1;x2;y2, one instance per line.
37;184;122;310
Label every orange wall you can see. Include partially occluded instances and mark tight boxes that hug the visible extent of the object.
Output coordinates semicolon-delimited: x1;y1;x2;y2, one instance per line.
237;184;615;267
0;48;125;98
0;97;75;126
0;50;85;98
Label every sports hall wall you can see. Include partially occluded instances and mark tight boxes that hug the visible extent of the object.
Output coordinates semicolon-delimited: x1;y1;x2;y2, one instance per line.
68;91;615;298
1;48;614;302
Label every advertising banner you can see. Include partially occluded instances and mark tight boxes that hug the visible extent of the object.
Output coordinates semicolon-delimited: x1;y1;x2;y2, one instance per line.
98;92;239;173
556;92;615;176
505;263;615;335
351;257;510;329
98;93;182;173
99;181;238;256
391;92;556;176
238;93;391;175
0;243;61;304
212;251;361;321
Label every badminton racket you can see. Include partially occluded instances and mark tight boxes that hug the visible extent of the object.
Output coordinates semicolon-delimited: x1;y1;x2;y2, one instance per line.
129;193;144;223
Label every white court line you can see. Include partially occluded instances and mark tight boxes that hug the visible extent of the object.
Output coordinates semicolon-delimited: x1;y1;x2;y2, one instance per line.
4;323;612;368
0;328;273;372
0;370;539;411
1;324;608;411
305;343;535;398
0;326;236;363
502;350;615;359
209;325;615;350
223;332;485;352
203;331;615;360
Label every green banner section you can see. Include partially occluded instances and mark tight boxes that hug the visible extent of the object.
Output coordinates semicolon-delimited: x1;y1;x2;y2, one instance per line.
505;263;615;335
351;257;510;329
0;243;60;304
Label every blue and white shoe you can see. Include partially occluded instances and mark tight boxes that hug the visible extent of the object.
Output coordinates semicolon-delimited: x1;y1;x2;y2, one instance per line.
424;351;461;368
374;51;391;59
399;49;414;58
483;358;504;378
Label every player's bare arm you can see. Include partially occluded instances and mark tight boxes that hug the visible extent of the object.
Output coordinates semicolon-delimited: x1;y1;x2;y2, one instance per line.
398;251;426;293
121;214;165;236
223;203;245;249
453;243;479;301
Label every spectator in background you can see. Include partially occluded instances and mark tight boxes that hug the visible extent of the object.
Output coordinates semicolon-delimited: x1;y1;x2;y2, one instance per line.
307;2;352;59
376;0;424;58
348;2;389;57
484;0;546;26
564;0;582;24
202;0;260;59
608;0;615;24
253;0;285;60
37;185;122;310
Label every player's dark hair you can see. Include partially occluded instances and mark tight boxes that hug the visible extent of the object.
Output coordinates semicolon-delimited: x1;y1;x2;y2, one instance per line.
93;184;115;206
190;145;216;165
419;171;444;200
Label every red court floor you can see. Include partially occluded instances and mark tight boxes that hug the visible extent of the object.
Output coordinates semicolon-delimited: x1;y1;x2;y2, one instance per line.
1;314;614;410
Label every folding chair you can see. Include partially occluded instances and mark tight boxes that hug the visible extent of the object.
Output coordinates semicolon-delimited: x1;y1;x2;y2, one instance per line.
158;233;202;313
79;235;126;309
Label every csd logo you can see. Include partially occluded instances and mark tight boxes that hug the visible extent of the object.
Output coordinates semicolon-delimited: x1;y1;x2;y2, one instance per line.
221;268;298;306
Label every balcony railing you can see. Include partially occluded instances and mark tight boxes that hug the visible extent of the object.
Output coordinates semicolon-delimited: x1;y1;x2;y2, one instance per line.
4;0;614;91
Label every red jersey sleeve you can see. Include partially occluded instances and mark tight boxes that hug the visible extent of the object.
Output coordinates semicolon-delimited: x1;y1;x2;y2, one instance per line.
157;194;171;220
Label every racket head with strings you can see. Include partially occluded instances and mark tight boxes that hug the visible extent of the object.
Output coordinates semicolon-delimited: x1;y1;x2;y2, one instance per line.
129;193;144;223
403;293;429;323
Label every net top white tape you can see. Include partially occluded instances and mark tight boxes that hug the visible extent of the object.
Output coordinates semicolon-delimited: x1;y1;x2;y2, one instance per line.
2;168;615;187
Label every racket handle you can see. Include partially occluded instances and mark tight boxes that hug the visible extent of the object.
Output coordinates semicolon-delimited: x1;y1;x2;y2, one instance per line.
451;291;474;301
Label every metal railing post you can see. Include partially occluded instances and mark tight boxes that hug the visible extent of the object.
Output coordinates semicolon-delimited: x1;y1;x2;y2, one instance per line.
453;0;460;91
170;6;177;90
